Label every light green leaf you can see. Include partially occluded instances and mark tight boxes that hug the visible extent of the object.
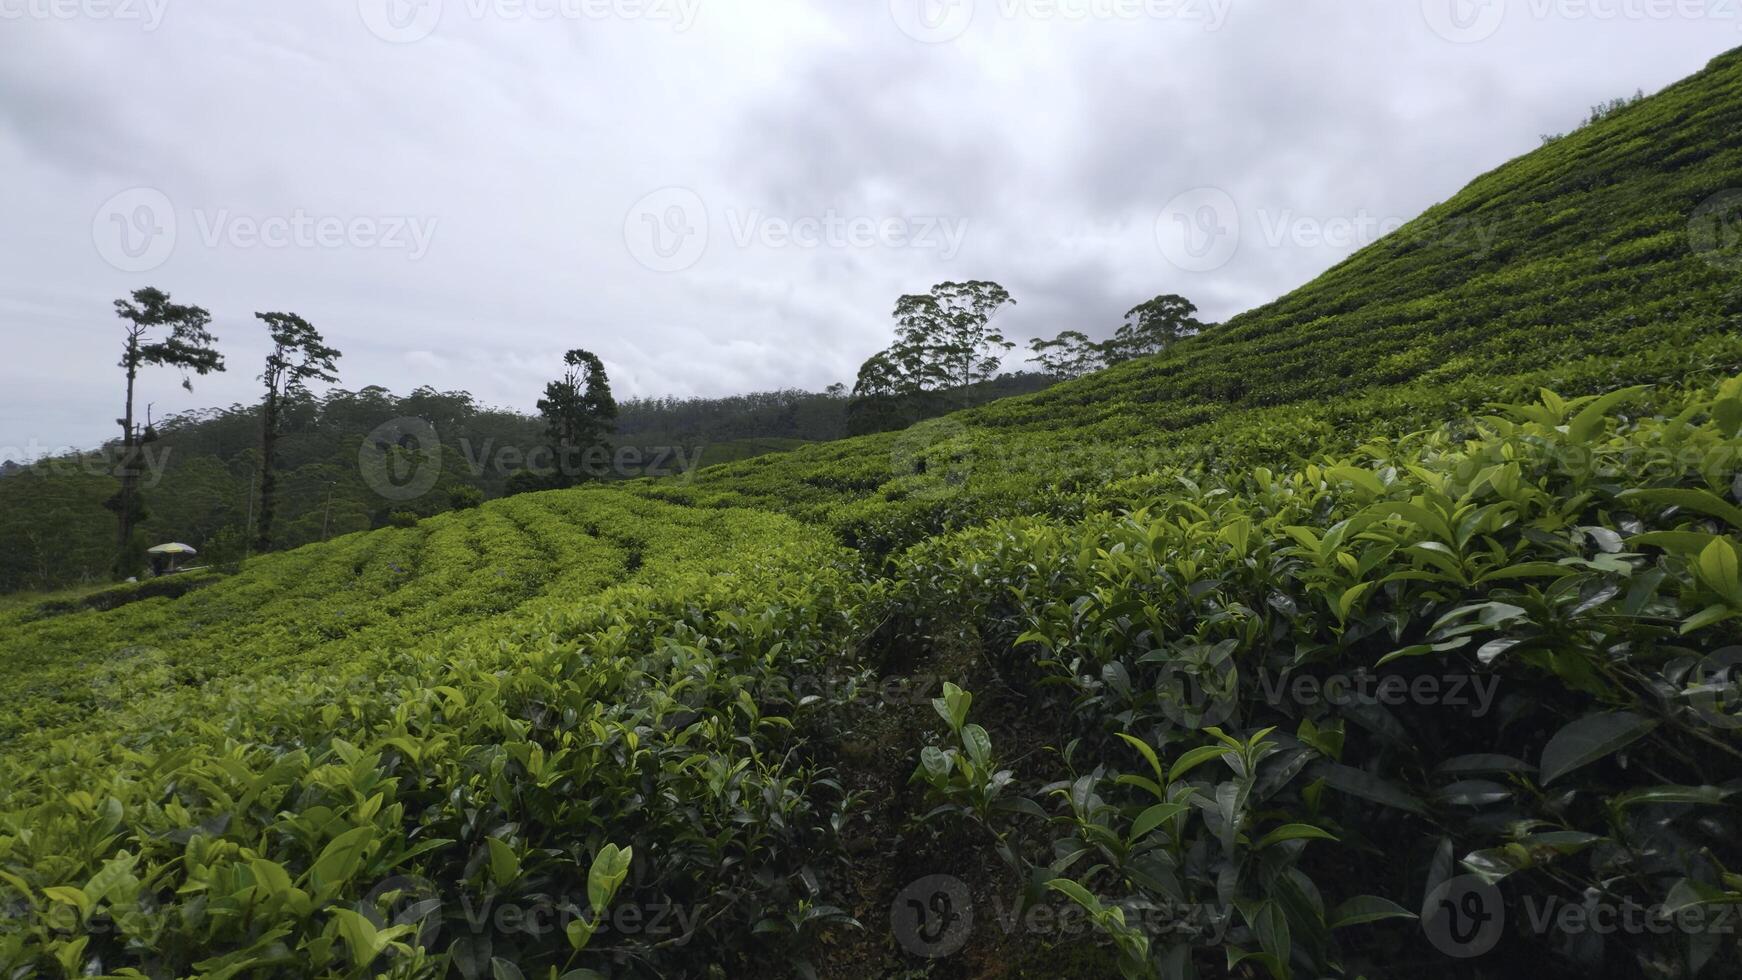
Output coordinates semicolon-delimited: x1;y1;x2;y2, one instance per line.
587;843;633;916
310;826;375;891
1129;803;1189;843
486;837;519;888
961;724;992;770
1567;385;1647;444
1116;732;1166;788
42;886;91;921
1168;745;1230;783
1697;537;1742;602
1254;823;1339;850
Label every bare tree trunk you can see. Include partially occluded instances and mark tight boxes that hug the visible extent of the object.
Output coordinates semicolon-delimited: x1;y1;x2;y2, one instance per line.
256;391;278;552
114;334;140;578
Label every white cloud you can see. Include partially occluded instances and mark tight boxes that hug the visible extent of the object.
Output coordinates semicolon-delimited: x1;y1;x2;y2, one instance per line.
0;0;1733;456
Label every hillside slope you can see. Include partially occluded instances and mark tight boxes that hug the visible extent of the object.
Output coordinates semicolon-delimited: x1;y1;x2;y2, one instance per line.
636;46;1742;549
3;47;1742;980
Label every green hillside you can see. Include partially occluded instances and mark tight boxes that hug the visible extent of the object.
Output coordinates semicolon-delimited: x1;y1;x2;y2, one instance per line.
4;48;1742;980
634;46;1742;551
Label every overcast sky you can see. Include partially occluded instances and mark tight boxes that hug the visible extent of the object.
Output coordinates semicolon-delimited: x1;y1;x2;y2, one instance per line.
0;1;1735;459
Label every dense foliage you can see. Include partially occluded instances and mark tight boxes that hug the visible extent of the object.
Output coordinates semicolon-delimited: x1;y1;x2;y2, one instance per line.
4;44;1742;980
897;379;1742;978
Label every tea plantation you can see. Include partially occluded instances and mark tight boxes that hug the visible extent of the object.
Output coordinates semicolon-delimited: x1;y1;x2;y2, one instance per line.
5;46;1742;980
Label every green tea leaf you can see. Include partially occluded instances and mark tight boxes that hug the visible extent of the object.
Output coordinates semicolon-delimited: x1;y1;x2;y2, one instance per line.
1330;895;1417;928
1539;711;1658;785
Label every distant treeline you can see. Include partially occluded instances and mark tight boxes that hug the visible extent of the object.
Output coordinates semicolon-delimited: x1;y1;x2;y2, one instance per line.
615;388;851;444
0;373;1061;594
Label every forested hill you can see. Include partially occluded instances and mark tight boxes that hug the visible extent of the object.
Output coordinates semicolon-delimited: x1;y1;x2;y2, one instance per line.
3;46;1742;980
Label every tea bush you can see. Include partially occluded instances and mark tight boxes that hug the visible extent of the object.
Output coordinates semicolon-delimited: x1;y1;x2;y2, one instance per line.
893;378;1742;977
5;43;1742;980
0;496;885;977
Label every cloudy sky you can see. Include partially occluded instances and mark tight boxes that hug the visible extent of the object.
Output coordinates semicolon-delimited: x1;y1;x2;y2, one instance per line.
1;0;1735;458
